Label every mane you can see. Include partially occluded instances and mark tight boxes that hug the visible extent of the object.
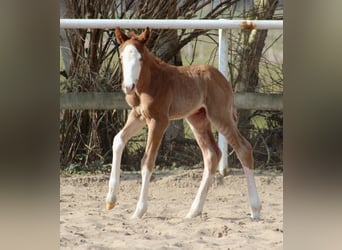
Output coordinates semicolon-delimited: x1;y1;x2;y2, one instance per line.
152;54;166;65
145;47;168;66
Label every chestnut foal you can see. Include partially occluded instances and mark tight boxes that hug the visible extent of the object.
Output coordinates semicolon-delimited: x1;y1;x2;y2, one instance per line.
106;27;261;220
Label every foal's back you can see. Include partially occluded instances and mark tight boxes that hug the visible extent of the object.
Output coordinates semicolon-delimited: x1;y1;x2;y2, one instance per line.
160;63;235;120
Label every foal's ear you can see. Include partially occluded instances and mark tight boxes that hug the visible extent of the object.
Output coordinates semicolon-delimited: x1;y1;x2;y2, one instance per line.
137;27;150;44
115;27;129;45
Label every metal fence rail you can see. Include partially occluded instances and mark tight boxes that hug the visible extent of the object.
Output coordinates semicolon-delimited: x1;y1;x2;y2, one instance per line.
60;19;283;30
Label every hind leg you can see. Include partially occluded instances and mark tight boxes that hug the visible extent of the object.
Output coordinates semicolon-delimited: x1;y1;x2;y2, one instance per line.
211;114;261;220
185;108;222;218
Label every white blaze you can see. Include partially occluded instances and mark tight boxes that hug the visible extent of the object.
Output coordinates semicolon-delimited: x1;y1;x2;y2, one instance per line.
121;44;142;91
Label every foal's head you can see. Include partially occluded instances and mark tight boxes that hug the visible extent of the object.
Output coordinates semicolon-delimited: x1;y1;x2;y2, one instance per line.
115;27;150;95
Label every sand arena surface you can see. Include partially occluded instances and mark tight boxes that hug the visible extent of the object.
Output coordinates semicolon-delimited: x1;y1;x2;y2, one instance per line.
60;169;283;249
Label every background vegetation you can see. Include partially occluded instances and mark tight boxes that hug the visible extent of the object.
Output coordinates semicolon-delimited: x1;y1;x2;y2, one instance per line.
60;0;283;174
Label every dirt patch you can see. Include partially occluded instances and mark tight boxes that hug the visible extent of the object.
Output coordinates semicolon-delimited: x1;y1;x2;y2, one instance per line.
60;169;283;249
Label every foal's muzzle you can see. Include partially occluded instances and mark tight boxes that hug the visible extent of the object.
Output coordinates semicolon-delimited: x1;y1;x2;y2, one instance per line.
123;83;136;94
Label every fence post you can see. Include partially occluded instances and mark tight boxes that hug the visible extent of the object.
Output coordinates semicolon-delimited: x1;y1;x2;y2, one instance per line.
218;27;229;176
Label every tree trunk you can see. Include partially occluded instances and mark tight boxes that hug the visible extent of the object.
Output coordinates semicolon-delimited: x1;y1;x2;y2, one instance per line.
235;0;278;138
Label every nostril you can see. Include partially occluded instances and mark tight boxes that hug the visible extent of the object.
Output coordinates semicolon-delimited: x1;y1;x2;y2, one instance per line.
127;84;135;91
123;84;136;94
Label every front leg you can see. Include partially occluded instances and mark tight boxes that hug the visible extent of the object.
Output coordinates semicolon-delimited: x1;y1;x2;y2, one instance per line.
106;110;145;210
132;117;168;219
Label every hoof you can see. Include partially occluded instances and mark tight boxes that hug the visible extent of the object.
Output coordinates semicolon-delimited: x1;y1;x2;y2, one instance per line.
250;206;261;220
106;202;115;210
131;214;142;220
186;210;202;219
251;211;261;221
131;212;145;219
131;205;147;219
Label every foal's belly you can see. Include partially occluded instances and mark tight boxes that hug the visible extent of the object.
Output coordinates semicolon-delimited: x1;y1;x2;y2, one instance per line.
168;84;205;120
169;102;204;120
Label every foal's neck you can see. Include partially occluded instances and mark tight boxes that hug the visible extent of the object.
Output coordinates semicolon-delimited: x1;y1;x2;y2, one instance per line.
136;48;175;94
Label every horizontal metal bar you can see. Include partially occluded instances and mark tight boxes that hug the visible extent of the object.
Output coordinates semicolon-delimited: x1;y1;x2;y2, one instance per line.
60;19;283;30
60;92;283;111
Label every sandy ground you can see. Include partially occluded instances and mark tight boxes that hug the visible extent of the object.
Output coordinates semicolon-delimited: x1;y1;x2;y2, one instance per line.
60;169;283;249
